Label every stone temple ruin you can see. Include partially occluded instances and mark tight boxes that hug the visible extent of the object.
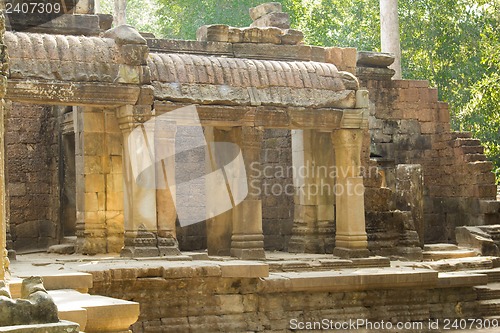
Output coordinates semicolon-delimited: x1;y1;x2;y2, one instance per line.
0;1;500;332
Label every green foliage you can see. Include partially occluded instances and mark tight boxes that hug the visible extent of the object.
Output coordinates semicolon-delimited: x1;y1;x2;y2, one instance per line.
154;0;266;39
283;0;380;50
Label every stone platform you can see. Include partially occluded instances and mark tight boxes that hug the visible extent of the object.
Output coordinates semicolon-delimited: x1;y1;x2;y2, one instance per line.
6;250;500;332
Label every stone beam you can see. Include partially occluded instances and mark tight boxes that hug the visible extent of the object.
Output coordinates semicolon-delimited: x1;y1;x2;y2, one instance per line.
6;80;141;107
154;102;365;130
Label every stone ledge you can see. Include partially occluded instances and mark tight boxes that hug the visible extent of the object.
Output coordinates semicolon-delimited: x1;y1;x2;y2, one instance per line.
147;38;356;70
219;261;269;278
9;273;93;298
262;267;438;293
48;289;139;333
437;272;488;288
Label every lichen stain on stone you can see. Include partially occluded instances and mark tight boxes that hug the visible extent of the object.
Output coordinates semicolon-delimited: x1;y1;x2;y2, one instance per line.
15;80;76;101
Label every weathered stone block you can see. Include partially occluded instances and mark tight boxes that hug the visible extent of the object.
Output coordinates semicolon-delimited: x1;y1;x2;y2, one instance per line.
281;29;304;45
196;25;229;42
357;51;395;68
251;13;290;29
249;2;283;20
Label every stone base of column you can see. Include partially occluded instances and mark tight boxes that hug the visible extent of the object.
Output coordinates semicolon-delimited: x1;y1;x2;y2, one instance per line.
121;230;159;257
230;234;265;259
76;228;107;255
121;230;182;257
333;247;371;259
288;221;335;254
158;235;181;256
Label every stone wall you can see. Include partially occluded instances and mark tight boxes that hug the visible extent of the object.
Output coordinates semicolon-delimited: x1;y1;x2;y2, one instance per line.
4;102;60;251
359;73;499;244
261;129;294;251
86;265;480;332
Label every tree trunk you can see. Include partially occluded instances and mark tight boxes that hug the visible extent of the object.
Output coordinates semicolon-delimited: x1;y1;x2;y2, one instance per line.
380;0;402;79
114;0;127;26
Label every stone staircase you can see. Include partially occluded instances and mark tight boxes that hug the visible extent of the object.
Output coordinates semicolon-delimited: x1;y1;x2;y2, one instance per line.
8;272;139;332
471;269;500;319
422;243;478;261
413;246;500;321
452;132;487;163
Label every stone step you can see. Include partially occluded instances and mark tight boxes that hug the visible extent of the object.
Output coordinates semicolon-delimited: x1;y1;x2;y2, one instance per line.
438;272;488;288
62;236;77;244
412;256;494;272
423;249;478;261
267;256;391;272
49;289;140;333
423;243;460;251
47;243;76;254
464;268;500;283
479;201;500;215
478;299;500;317
454;138;482;147
475;283;500;300
465;154;487;162
451;131;473;139
461;145;485;154
9;272;93;298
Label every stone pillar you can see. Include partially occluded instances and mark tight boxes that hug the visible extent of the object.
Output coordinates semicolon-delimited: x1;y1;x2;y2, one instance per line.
114;0;127;26
230;126;265;259
75;107;124;254
289;130;336;253
155;117;180;256
116;105;160;257
332;129;369;258
380;0;402;79
206;127;233;256
395;164;424;247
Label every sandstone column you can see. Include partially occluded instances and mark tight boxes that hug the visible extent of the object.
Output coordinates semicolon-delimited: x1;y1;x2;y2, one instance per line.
116;105;160;257
380;0;402;79
331;129;369;258
230;126;265;259
154;116;180;256
75;107;124;254
206;127;233;256
289;130;335;253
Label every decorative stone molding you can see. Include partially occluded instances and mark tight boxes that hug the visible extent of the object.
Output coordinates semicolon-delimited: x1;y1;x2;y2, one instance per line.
149;53;358;108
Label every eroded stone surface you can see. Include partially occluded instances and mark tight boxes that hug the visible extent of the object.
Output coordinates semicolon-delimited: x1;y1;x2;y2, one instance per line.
251;12;291;29
0;277;59;326
249;2;283;21
357;51;395;67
